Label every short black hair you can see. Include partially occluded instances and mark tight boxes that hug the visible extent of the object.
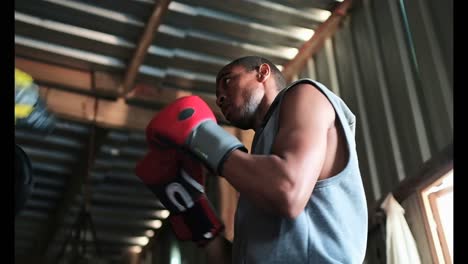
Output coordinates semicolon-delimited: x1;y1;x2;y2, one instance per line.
216;56;286;90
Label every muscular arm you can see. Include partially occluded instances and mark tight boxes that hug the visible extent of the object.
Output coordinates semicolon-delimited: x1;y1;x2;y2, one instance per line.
222;83;335;218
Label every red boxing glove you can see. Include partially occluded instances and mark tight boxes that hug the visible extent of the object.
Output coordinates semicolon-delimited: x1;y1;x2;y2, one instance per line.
146;95;247;175
135;148;223;246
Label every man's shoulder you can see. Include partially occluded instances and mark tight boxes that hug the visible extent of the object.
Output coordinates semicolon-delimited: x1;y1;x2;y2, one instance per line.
282;80;334;109
278;81;336;131
283;79;334;100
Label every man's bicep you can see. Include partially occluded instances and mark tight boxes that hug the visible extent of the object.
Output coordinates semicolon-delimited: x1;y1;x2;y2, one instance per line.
272;84;334;186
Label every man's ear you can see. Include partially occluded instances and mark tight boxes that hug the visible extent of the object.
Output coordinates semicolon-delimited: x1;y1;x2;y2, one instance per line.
257;63;271;82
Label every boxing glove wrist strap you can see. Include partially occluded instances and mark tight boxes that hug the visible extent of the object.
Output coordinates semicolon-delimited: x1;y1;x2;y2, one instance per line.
186;121;247;175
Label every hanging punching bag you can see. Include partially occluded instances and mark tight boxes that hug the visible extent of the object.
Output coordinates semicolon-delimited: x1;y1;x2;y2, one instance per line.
15;68;56;134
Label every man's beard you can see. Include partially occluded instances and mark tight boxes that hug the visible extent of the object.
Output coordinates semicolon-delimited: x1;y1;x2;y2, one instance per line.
230;90;262;130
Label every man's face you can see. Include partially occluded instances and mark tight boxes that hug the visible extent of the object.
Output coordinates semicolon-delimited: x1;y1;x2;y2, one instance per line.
216;65;263;129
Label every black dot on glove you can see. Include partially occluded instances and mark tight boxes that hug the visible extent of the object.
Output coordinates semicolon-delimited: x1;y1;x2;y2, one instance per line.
178;108;195;121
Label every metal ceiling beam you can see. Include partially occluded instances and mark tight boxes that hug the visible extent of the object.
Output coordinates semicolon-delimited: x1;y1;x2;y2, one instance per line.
121;0;171;96
281;0;353;83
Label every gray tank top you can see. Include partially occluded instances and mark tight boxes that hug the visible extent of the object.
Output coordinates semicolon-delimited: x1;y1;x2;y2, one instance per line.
232;79;368;264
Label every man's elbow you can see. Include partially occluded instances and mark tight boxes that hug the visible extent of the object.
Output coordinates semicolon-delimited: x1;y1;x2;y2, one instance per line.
281;199;306;219
276;184;306;219
271;161;309;219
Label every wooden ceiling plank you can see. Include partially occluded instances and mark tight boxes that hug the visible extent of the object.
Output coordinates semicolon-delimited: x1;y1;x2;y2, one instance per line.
93;71;122;98
96;98;156;131
42;86;96;122
41;86;251;147
15;57;92;92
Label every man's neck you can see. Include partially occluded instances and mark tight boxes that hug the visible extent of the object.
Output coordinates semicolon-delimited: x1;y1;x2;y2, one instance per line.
253;90;280;132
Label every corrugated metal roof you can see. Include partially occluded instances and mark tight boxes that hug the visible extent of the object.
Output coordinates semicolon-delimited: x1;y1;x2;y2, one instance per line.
15;119;90;257
15;118;169;262
15;0;341;261
15;0;336;92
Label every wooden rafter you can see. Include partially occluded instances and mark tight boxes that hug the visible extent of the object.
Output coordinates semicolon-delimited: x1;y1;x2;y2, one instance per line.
281;0;353;82
120;0;172;95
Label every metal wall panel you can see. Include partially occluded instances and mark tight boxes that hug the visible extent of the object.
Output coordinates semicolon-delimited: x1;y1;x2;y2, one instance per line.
332;19;381;204
426;0;453;82
350;2;401;198
316;0;453;208
371;0;430;178
313;45;333;92
402;0;453;151
321;0;453;262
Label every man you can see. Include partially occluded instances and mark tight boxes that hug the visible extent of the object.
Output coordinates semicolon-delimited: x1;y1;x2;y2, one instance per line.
138;55;368;263
203;56;368;263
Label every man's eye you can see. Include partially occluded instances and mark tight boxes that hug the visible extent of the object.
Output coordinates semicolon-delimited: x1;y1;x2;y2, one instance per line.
224;78;231;85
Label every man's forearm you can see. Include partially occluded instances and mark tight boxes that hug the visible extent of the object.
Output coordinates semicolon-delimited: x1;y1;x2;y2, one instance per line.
222;150;294;216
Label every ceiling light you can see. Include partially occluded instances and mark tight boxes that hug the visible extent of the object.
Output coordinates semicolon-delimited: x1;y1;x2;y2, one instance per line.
149;219;162;229
145;230;155;237
129;246;142;254
134;236;149;246
159;210;170;219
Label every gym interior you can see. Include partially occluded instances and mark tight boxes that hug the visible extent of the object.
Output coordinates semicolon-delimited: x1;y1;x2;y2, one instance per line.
14;0;453;263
